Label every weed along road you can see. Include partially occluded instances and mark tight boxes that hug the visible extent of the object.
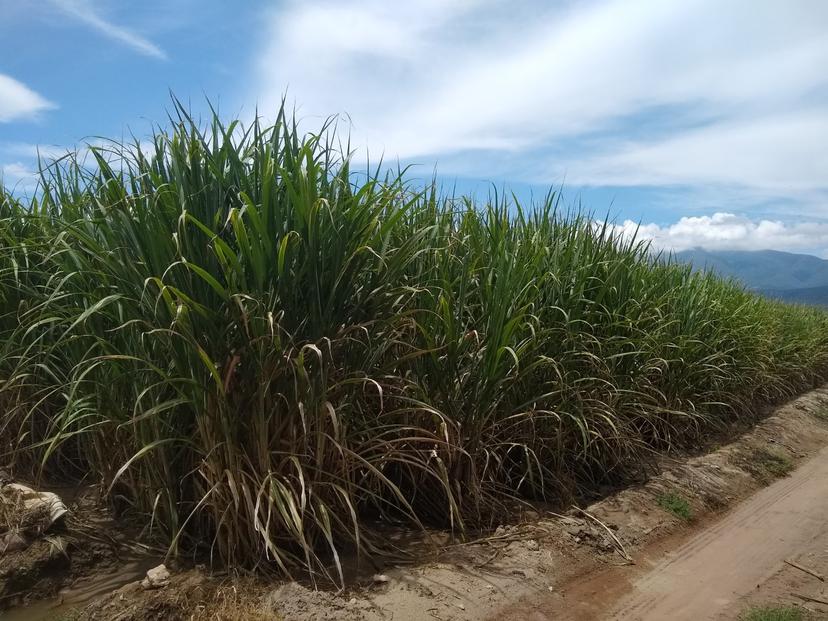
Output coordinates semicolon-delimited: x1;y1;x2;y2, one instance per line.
529;445;828;620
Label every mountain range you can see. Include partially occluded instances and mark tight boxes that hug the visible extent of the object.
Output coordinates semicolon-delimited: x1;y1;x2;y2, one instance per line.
673;248;828;307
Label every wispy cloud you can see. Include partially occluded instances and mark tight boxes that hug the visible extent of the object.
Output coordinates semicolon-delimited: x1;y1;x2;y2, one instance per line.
250;0;828;212
0;141;68;160
551;110;828;196
49;0;167;60
0;74;56;122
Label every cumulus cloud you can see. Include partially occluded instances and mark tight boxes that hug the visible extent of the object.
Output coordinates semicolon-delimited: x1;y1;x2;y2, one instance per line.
250;0;828;209
611;213;828;256
0;74;56;122
49;0;167;59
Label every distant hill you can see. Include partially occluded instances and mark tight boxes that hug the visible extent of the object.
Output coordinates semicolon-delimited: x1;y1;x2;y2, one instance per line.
673;249;828;307
758;285;828;307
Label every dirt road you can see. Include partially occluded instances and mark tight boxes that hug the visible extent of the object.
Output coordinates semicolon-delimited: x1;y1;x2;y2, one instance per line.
528;445;828;620
611;444;828;619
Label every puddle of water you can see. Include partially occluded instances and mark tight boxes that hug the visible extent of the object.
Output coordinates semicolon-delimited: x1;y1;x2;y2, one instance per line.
1;482;166;620
1;555;161;621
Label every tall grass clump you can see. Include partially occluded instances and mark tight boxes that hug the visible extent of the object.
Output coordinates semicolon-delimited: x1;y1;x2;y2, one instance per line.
2;101;828;582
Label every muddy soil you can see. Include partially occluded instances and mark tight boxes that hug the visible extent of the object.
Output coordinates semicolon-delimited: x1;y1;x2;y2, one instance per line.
0;484;161;619
4;387;828;620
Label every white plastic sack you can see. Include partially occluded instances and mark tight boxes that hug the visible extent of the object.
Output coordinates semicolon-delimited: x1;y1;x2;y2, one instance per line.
5;482;68;527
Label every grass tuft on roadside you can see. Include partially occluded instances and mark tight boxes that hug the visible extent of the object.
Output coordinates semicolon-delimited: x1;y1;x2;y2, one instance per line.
657;492;693;521
740;604;805;621
756;450;795;479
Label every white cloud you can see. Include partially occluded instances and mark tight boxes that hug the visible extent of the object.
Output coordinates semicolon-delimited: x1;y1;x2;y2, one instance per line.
611;213;828;256
555;110;828;195
1;138;159;196
49;0;167;60
1;161;38;191
0;143;69;190
1;162;33;179
0;74;56;122
0;142;67;160
250;0;828;208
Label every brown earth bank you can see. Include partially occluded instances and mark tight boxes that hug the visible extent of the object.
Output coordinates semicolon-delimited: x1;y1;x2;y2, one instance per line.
3;387;828;620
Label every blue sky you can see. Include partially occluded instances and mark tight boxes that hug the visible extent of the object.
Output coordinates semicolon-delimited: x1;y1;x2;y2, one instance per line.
1;0;827;255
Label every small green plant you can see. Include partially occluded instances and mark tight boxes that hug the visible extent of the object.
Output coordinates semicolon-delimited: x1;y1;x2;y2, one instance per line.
809;407;828;422
657;492;692;521
740;604;804;621
757;450;794;478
